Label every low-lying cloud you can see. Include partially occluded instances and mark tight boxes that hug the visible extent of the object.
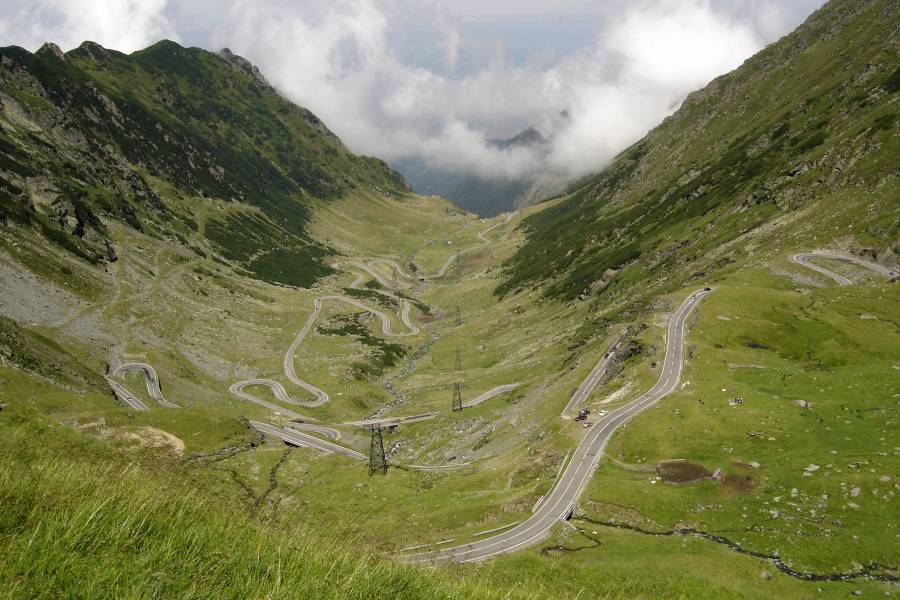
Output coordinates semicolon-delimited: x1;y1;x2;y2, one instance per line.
210;0;765;183
2;0;824;189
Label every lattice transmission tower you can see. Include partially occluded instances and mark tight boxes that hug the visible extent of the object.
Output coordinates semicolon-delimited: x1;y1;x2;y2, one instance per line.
368;425;387;476
452;381;463;412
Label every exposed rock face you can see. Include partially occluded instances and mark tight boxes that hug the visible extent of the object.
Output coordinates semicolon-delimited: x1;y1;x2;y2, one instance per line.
38;42;65;62
217;48;275;92
0;39;409;286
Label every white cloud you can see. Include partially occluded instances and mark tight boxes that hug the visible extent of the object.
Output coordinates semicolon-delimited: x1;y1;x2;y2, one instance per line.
0;0;176;53
210;0;767;182
540;0;762;177
1;0;823;191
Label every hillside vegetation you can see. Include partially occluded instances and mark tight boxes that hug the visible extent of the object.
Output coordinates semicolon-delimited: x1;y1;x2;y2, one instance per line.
0;0;898;598
0;40;407;286
499;0;898;301
0;406;541;600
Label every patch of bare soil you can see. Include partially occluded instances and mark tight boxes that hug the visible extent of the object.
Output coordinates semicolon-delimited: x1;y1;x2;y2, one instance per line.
120;426;186;455
656;459;711;484
723;473;756;495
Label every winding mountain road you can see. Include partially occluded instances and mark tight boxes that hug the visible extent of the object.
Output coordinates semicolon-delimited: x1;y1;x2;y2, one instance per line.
249;421;365;460
234;218;515;457
369;217;509;283
339;260;414;289
232;293;422;416
343;412;438;427
561;336;623;416
106;377;150;411
463;383;520;408
792;251;896;286
112;362;177;408
405;288;712;563
230;218;511;424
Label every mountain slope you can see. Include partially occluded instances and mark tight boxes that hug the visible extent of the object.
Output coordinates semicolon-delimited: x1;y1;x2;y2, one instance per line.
499;0;898;301
1;3;898;597
0;408;543;600
0;40;407;286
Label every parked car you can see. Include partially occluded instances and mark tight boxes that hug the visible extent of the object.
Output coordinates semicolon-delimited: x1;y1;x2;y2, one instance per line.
598;410;608;417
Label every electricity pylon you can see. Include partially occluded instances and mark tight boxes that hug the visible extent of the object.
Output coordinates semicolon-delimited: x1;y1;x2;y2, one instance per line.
452;381;463;412
368;425;387;476
455;305;462;326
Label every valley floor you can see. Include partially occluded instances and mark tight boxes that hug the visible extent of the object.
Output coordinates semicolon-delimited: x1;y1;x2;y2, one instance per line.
1;190;897;599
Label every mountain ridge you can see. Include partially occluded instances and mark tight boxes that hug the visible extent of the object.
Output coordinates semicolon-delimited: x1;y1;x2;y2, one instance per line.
0;2;898;597
0;39;409;286
497;0;898;301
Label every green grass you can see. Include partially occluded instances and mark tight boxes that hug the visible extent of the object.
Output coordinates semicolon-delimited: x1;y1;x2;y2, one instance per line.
2;5;898;595
0;39;409;290
575;262;898;594
316;313;408;379
498;0;898;302
2;180;897;598
0;407;543;600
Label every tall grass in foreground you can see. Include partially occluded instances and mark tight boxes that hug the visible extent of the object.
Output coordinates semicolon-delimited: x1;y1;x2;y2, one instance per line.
0;411;536;599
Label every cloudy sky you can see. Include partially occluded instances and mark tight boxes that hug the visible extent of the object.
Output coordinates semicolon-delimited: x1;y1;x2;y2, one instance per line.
1;0;826;184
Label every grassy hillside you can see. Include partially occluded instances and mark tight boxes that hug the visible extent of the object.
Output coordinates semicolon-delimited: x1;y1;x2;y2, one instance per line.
0;404;544;600
499;0;898;301
0;40;407;287
0;0;897;597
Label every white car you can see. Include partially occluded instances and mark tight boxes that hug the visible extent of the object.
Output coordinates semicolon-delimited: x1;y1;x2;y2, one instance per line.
598;410;609;417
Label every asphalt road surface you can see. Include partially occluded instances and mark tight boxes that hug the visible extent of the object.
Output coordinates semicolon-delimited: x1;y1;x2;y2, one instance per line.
113;362;178;408
232;292;422;415
229;380;316;420
106;377;150;411
343;412;438;427
249;421;365;460
340;260;414;289
231;218;508;419
369;217;508;282
561;336;623;416
405;288;712;564
252;419;469;471
463;384;520;408
792;251;896;286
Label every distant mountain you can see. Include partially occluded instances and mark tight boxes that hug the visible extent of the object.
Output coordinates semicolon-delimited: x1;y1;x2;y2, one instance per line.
392;123;561;217
499;0;899;300
0;40;408;287
487;126;546;150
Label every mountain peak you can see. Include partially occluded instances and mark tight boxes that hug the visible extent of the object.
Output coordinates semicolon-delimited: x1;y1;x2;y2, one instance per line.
75;41;110;60
488;126;547;150
216;48;274;91
37;42;66;62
